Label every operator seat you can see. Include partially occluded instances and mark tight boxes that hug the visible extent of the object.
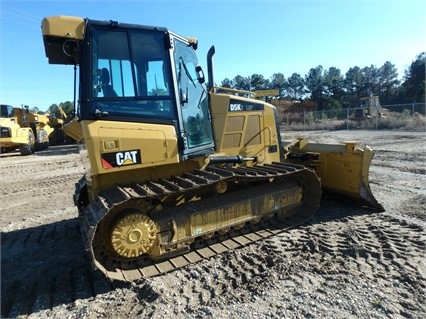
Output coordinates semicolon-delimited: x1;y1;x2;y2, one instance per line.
100;68;118;97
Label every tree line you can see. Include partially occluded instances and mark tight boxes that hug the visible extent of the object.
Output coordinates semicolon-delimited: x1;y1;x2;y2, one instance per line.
39;52;425;117
219;52;425;111
39;101;74;119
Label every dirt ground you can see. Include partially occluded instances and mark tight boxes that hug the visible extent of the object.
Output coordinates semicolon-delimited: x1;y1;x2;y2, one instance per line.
1;130;425;319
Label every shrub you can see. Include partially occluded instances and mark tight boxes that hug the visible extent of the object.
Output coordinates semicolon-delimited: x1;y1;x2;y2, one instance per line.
281;109;426;131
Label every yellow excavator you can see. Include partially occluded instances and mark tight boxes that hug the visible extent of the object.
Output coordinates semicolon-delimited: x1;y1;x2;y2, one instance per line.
41;16;383;282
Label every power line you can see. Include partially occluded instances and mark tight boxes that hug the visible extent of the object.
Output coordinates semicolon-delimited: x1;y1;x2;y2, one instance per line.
0;3;40;30
1;3;40;22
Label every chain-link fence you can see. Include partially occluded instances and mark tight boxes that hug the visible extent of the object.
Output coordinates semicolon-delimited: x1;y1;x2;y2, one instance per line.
280;103;426;131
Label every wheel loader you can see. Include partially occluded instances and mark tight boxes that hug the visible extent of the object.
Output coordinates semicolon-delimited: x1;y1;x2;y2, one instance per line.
41;16;383;282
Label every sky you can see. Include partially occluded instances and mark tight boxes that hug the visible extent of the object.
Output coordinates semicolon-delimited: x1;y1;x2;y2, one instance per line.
1;0;425;112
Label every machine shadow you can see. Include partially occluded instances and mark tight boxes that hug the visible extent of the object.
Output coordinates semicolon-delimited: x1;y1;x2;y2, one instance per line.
1;197;379;318
310;193;382;224
1;218;116;318
35;144;79;156
0;144;78;158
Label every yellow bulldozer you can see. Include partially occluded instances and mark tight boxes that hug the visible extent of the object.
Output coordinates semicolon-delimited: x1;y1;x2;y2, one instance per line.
353;96;382;121
41;16;383;282
1;104;51;155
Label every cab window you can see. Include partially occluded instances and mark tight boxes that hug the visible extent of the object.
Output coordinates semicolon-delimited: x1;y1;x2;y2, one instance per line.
90;29;174;119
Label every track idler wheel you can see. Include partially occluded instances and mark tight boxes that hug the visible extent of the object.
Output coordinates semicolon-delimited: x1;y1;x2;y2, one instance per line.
110;213;157;258
215;181;228;194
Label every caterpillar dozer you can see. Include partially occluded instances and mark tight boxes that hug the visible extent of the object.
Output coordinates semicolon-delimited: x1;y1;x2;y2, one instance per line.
353;96;382;121
41;16;383;282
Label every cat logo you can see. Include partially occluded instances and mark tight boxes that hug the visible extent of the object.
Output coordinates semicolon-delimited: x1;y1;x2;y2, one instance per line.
116;150;139;166
101;149;141;169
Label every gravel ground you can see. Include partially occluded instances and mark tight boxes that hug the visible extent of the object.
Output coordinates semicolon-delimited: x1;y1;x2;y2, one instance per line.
1;130;425;319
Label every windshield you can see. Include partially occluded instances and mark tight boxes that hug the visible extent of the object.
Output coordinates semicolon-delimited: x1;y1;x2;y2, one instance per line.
0;105;13;118
90;28;175;119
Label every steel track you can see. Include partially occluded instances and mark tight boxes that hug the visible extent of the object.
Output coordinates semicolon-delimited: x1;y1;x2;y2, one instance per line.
78;162;321;282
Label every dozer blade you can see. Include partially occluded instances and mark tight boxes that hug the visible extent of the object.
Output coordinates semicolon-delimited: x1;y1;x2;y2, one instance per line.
63;118;83;142
283;138;384;212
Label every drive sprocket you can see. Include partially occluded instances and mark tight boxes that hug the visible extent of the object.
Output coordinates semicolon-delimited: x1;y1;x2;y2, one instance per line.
110;213;157;258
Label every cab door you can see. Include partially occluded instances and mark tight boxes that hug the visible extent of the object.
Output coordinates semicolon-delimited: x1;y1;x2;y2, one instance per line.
172;37;215;158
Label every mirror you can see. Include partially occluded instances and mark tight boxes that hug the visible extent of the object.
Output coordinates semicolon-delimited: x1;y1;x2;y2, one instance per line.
196;66;205;84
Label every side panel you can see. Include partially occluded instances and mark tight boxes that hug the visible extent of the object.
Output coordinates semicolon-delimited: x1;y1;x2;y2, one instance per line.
0;127;33;148
81;120;180;176
0;115;33;148
209;93;281;164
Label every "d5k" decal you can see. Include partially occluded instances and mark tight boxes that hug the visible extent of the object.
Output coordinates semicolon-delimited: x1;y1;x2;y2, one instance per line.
101;149;141;169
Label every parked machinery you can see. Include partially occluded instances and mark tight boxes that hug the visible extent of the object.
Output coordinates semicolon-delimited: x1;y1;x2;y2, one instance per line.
41;16;383;281
0;104;50;155
353;96;382;120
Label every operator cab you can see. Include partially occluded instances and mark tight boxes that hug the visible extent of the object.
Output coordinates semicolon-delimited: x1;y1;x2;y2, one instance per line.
0;104;14;118
42;17;215;159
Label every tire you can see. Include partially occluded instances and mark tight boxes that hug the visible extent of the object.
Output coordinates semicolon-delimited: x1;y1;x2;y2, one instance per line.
20;131;35;156
35;130;49;151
